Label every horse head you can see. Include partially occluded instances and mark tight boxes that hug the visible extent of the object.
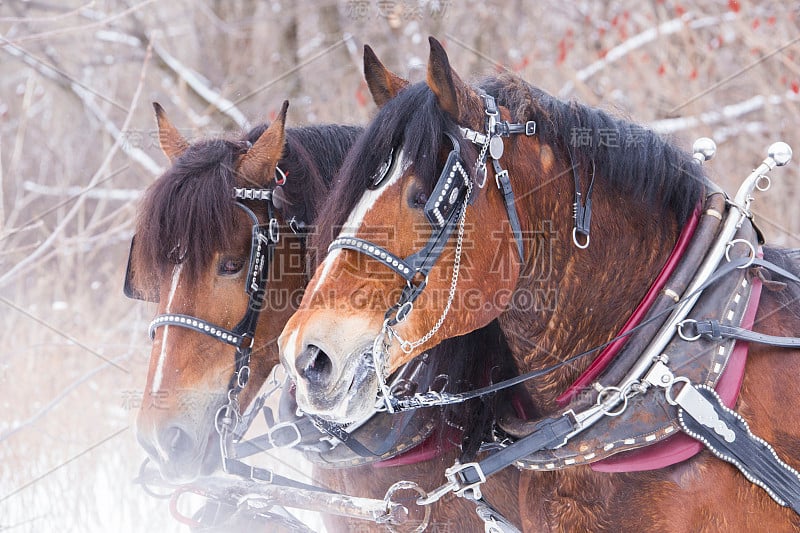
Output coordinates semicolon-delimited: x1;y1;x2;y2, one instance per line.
131;102;308;482
279;39;530;423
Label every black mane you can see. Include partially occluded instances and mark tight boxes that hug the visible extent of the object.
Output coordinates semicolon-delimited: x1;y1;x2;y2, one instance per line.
479;73;705;224
314;73;706;262
134;123;361;285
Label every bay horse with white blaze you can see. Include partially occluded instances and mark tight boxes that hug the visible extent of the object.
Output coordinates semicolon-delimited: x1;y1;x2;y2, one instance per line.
280;37;800;531
128;101;518;530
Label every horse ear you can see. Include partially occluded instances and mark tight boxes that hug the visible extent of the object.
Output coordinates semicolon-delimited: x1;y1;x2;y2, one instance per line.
364;45;409;108
426;37;475;123
239;100;289;186
153;103;189;162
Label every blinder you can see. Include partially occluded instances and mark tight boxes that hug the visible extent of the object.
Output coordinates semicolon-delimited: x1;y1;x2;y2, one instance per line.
328;132;471;317
123;202;276;304
123;235;158;302
424;134;471;228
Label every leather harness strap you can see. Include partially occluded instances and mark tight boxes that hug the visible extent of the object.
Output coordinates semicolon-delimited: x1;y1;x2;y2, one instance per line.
692;321;800;348
678;385;800;514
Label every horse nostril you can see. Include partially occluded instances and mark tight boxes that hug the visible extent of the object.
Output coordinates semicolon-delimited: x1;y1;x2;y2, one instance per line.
163;425;193;457
296;344;332;387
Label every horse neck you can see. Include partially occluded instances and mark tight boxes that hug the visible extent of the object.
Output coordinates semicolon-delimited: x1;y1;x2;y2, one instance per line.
498;154;682;415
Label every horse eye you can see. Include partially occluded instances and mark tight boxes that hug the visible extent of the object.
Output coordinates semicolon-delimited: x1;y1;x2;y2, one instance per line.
408;186;429;209
218;257;245;276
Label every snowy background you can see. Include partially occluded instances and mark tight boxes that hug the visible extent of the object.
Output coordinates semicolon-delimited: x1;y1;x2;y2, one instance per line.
2;1;799;531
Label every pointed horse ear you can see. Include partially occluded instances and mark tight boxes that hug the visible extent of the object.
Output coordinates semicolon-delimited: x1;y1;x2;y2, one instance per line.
426;37;478;124
238;100;289;186
364;45;409;108
153;103;189;163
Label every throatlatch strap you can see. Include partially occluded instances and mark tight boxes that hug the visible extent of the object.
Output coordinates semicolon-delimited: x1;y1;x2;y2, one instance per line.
492;159;524;262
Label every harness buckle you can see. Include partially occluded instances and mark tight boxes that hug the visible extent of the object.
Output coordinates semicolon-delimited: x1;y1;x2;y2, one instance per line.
267;421;303;449
483;94;499;116
236;364;251;388
268;218;280;243
525;121;537;136
446;461;487;500
495;169;509;189
395;301;414;323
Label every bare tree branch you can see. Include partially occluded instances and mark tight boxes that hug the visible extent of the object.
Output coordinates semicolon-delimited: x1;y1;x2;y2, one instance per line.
559;13;738;98
148;36;250;129
0;37;162;177
0;45;154;287
21;180;141;201
5;0;158;45
0;352;133;443
650;92;799;134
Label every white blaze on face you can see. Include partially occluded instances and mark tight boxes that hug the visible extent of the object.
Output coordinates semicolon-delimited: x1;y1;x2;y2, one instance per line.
150;263;183;394
308;150;409;298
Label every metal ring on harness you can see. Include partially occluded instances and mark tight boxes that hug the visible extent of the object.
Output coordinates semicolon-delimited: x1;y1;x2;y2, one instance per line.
597;386;628;417
725;238;755;269
275;165;287;185
476;163;488;188
135;458;174;499
383;480;431;533
394;301;414;323
169;486;210;529
677;319;702;342
572;227;590;249
268;218;280;243
215;402;241;435
236;364;251;389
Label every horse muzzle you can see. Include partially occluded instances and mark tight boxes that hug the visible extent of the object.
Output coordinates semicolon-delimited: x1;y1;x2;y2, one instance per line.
288;341;379;424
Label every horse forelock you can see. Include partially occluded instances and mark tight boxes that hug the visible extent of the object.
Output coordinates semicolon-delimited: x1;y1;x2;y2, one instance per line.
134;138;246;288
133;123;363;290
277;124;363;225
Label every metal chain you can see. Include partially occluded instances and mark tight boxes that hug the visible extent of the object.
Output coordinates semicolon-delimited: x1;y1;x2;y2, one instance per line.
393;176;473;354
375;137;487;409
475;135;491;188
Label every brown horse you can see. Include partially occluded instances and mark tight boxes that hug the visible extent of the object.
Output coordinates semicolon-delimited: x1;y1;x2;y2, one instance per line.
128;102;518;531
280;38;800;531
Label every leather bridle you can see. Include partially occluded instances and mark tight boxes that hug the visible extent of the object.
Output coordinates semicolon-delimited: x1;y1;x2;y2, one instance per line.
329;96;534;331
124;184;284;404
328;132;472;325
